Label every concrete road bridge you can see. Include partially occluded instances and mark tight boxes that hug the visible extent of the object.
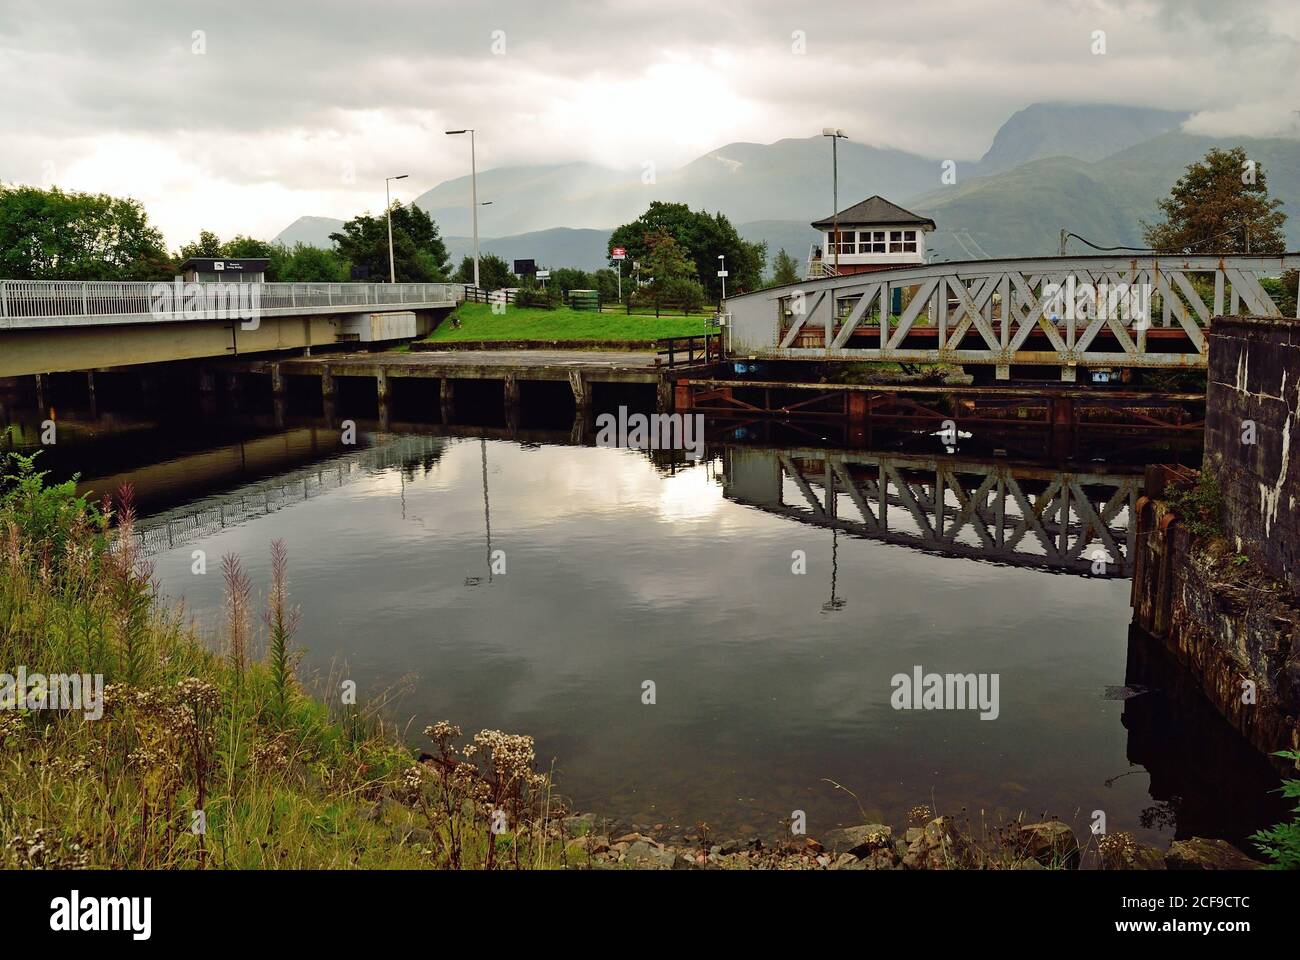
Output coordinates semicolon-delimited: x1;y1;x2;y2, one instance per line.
0;279;462;378
722;445;1141;577
722;254;1300;380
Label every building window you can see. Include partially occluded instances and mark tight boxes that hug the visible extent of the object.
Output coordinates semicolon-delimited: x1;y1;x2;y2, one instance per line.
903;229;917;253
871;231;886;253
888;230;904;253
829;230;856;255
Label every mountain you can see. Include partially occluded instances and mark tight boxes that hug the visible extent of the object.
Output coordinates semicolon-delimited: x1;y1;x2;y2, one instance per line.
445;227;614;273
274;102;1300;269
413;162;634;236
912;131;1300;260
976;103;1188;174
275;215;345;249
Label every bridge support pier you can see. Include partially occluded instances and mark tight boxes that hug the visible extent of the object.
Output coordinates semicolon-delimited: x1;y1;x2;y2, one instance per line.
320;367;335;401
503;374;519;409
375;369;389;404
655;377;672;412
270;363;287;397
569;370;590;411
86;371;98;419
34;374;45;412
439;378;454;422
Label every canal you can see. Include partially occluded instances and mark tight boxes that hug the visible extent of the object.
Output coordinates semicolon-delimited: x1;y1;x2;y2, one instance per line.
0;376;1287;857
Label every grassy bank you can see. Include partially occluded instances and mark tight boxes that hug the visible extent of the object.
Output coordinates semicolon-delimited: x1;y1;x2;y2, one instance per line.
427;302;712;344
0;453;563;869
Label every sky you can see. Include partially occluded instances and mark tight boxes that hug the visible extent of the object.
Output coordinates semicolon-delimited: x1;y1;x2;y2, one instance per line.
2;0;1298;247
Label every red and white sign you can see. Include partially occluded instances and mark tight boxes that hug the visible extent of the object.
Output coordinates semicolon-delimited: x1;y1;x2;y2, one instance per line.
611;247;626;259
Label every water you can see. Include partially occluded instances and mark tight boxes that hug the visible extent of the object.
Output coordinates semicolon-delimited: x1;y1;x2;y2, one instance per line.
1;382;1286;854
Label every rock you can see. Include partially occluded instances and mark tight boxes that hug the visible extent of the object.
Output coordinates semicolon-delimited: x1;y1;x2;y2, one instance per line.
1019;821;1080;870
904;827;922;844
671;852;700;870
624;840;675;869
901;817;966;870
563;813;597;835
1165;838;1262;870
567;834;610;856
613;831;653;845
821;824;893;857
829;853;859;870
717;838;744;855
1011;858;1046;870
1099;835;1165;870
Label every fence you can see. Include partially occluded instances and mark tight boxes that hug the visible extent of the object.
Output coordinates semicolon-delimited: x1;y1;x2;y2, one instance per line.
461;284;722;317
0;280;462;320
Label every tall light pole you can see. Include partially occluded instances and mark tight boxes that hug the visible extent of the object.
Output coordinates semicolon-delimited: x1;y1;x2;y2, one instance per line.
823;128;847;276
445;129;480;288
385;174;409;283
717;254;727;300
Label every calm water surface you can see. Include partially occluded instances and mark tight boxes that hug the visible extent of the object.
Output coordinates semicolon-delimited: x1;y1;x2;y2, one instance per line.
2;390;1285;852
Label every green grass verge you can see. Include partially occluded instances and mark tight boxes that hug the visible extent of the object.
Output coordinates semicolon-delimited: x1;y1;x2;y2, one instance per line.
427;302;712;343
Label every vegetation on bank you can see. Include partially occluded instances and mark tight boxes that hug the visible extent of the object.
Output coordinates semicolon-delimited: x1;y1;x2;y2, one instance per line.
0;453;564;869
426;301;712;344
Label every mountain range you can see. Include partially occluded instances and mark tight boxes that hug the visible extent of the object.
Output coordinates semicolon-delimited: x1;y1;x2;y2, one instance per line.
275;103;1300;272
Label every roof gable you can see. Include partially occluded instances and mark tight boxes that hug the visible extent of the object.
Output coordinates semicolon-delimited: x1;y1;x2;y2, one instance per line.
811;195;936;231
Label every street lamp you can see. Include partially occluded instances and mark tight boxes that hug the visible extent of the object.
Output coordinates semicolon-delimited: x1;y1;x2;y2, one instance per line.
385;174;409;284
445;129;480;288
717;254;727;300
822;128;847;276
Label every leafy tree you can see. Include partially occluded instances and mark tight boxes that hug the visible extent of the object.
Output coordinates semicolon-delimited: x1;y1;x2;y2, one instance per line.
592;268;620;302
277;243;348;282
221;235;275;259
330;202;451;282
453;253;516;289
1143;147;1287;254
0;184;171;280
770;248;801;285
608;201;765;297
178;230;224;261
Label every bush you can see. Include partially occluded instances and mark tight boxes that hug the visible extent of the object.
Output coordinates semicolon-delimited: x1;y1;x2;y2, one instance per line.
1251;751;1300;869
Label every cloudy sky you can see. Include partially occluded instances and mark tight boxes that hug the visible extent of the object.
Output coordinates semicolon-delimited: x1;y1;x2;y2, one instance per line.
2;0;1297;247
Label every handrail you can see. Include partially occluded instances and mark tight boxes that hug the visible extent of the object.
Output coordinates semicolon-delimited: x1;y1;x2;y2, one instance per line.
656;333;721;368
0;279;463;320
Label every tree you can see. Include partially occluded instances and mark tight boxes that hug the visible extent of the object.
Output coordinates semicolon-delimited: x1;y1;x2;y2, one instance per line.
330;202;451;281
770;248;801;286
1142;147;1287;255
608;201;766;297
0;184;171;280
277;243;348;282
177;230;224;261
453;253;516;289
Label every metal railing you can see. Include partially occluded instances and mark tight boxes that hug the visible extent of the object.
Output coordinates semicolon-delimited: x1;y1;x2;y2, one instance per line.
728;253;1300;373
0;279;462;321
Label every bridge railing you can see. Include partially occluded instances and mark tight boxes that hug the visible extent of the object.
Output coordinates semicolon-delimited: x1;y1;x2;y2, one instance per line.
723;253;1300;375
0;279;462;320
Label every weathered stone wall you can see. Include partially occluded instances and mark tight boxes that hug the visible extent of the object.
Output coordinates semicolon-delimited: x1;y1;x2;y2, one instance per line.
1131;497;1300;768
1206;315;1300;591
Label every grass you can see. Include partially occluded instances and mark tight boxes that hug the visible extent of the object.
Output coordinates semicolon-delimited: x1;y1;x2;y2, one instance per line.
0;452;569;870
426;301;713;344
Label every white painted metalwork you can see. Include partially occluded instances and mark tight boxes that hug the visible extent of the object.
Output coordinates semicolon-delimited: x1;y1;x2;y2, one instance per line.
724;254;1300;376
0;280;462;327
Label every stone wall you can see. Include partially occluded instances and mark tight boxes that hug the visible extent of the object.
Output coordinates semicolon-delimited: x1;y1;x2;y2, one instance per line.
1206;315;1300;591
1131;494;1300;769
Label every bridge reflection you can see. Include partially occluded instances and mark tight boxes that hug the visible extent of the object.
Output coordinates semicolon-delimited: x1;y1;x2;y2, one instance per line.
720;445;1140;577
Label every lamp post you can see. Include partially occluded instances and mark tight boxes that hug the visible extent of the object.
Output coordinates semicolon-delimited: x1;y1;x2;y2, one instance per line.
822;128;847;276
445;129;480;288
717;254;727;300
385;174;409;284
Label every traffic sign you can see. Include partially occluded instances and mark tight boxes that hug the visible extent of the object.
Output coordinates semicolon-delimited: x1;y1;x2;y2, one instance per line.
611;247;626;260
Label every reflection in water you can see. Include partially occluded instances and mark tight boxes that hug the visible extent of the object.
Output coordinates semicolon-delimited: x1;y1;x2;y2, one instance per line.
0;388;1284;853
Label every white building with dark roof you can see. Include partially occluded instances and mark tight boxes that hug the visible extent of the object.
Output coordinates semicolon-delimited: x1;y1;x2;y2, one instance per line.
807;195;936;278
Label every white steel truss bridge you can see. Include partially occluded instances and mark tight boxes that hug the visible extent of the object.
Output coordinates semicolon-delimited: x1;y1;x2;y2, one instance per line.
722;254;1300;380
